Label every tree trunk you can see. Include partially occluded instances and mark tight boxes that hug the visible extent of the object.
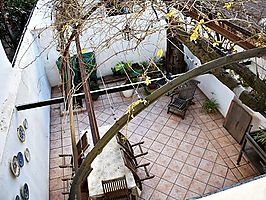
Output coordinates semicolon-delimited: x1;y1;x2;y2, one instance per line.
174;29;266;112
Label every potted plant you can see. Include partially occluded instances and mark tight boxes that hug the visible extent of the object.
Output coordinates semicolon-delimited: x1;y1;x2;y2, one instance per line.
254;129;266;150
202;98;219;113
122;77;138;98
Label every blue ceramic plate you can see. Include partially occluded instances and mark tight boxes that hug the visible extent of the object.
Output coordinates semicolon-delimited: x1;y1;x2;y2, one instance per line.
17;152;24;167
17;125;26;143
21;183;29;200
24;148;30;162
10;156;20;177
23;119;28;130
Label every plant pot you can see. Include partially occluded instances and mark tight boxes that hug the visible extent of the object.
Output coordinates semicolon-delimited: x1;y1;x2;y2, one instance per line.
122;89;134;98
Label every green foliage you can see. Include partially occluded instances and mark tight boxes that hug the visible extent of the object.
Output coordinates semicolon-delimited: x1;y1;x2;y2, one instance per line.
202;98;219;113
254;129;266;146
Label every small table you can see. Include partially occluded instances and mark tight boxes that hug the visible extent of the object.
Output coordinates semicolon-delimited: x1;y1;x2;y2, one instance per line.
84;125;140;199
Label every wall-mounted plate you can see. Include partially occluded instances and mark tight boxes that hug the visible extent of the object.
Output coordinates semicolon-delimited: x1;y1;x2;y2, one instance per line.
17;125;26;143
23;119;28;130
17;152;24;168
10;156;20;177
20;183;29;200
24;148;30;162
15;195;20;200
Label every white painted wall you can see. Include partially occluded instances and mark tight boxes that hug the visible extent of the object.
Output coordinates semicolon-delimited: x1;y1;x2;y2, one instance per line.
0;1;51;199
184;46;266;128
30;2;167;86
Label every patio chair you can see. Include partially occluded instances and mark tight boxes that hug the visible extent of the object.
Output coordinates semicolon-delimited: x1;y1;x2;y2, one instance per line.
167;79;200;119
121;149;154;191
102;175;131;200
76;131;90;166
116;132;147;165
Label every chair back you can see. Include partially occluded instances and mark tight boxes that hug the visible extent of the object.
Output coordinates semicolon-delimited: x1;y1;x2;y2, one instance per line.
178;80;200;100
102;175;130;200
116;132;135;157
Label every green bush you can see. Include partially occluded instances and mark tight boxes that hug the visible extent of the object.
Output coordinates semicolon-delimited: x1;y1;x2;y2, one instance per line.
202;98;219;113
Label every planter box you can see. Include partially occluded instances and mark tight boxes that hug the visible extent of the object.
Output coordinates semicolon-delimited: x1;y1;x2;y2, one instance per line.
237;129;266;174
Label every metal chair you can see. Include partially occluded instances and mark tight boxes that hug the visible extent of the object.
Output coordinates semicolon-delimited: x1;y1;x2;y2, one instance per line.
121;149;154;191
102;175;131;200
116;132;147;165
167;79;200;119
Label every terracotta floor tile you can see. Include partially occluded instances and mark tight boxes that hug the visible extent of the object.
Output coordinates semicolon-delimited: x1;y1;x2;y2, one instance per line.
145;113;159;121
223;145;239;157
166;137;181;148
215;156;227;167
161;145;176;157
212;163;228;177
189;179;206;194
203;149;218;161
168;158;184;173
50;148;62;159
156;179;174;195
199;159;215;172
50;178;63;191
126;122;138;132
194;169;211;183
144;175;160;189
162;168;179;183
134;125;149;136
161;126;175;136
181;116;194;125
49;189;64;200
150;189;168;200
183;134;197;144
187;126;201;136
50;157;62;169
238;164;256;178
146;149;160;162
178;141;193;153
210;128;225;139
175;174;193;189
195;137;209;148
50;139;62;150
171;130;185;140
150;141;165;153
191;145;205;157
129;133;143;143
181;164;197;177
176;122;190;132
205;121;219;131
223;179;235;188
150;106;164;115
165;119;178;129
155;116;169;125
186;190;200;199
169;185;187;199
226;169;238;182
198;114;213;123
173;150;189;162
155;133;170;144
150;163;167;177
156;154;171;167
141;137;154;149
150;122;164;132
186;154;201;167
204;184;218;194
145;129;159;140
140;119;154;129
140;184;154;200
208;174;225;188
216;136;232;147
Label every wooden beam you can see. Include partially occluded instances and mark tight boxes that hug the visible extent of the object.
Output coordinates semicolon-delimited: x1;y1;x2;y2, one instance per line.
183;10;256;50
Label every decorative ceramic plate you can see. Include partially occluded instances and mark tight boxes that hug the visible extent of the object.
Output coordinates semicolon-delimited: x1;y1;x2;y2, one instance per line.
15;195;20;200
23;119;28;130
20;183;29;200
17;125;26;143
24;148;30;162
17;152;24;167
10;156;20;177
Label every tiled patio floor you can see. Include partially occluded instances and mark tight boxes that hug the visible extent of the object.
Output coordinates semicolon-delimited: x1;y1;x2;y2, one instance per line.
49;86;258;200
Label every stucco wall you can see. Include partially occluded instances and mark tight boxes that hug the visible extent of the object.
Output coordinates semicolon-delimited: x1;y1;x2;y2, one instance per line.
30;3;167;87
0;6;51;200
